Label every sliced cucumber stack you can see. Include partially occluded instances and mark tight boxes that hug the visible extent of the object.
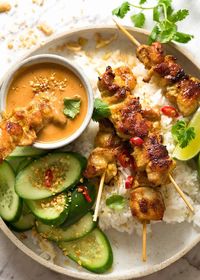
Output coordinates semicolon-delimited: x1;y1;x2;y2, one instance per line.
10;203;35;232
26;193;69;226
36;211;97;242
59;228;113;273
0;162;22;222
62;183;96;227
15;152;86;200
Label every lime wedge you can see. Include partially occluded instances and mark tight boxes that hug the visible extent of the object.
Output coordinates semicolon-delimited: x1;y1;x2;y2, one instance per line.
173;108;200;161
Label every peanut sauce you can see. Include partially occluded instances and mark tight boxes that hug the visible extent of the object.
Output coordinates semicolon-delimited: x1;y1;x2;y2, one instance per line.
6;63;88;143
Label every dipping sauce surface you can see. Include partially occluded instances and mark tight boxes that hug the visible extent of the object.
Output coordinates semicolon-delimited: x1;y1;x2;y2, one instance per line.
6;63;88;143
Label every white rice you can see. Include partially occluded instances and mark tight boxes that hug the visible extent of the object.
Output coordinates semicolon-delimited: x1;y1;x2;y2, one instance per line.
62;47;200;235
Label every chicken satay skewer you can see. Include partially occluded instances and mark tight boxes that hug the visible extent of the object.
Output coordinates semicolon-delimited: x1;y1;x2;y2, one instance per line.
113;20;194;214
93;169;107;222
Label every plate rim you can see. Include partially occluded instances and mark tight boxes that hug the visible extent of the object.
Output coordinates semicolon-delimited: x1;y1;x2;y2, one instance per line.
0;25;200;280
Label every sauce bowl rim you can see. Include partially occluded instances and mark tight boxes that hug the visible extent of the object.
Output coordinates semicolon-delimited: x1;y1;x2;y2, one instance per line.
0;54;94;149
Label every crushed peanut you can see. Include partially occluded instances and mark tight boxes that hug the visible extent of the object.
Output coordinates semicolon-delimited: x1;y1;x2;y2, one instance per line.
29;73;67;94
0;1;11;13
32;0;44;6
95;33;117;49
7;42;13;49
37;23;53;36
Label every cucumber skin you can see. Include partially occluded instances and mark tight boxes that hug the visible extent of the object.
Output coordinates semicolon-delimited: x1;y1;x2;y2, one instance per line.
25;194;69;227
36;211;97;242
7;197;23;223
0;162;23;223
9;213;35;232
59;228;113;274
62;183;96;228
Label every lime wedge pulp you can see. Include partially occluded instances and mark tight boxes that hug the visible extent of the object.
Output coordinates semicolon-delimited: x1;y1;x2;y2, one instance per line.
173;108;200;161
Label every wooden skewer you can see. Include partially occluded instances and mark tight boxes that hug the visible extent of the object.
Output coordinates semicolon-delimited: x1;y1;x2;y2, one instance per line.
169;174;194;213
142;221;147;262
113;18;141;47
113;19;195;215
93;169;107;222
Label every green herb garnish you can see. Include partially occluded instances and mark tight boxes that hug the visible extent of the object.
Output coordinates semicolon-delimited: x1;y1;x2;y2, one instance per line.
92;98;111;122
171;120;195;148
112;0;193;44
106;195;125;210
63;97;81;119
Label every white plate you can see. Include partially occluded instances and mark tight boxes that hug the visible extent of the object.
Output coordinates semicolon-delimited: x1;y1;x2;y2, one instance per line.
0;26;200;280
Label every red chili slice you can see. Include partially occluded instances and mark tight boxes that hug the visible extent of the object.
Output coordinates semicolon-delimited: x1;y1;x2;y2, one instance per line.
78;186;92;203
44;169;53;188
125;175;134;189
117;150;136;170
161;106;179;118
130;137;144;146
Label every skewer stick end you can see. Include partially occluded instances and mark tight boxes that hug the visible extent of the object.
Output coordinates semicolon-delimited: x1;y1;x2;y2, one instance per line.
142;221;147;262
169;173;194;214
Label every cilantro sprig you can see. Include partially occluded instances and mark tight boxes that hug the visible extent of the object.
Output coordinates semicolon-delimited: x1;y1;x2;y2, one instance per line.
106;195;125;210
92;98;111;121
63;96;81;119
112;0;193;44
171;120;195;148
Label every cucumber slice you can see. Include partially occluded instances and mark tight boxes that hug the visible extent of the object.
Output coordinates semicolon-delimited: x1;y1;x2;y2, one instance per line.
17;158;34;173
173;109;200;160
6;157;27;173
59;228;113;273
15;152;85;200
62;183;96;227
36;211;97;242
0;162;22;222
10;146;46;157
10;203;35;232
25;193;69;226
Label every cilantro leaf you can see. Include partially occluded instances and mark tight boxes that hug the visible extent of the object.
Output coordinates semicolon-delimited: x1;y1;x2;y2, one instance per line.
139;0;147;4
131;12;145;28
112;2;130;18
173;31;194;43
171;120;195;148
153;6;161;22
148;25;160;44
158;0;172;8
170;9;189;22
63;97;81;119
92;98;111;122
158;22;177;43
106;195;125;210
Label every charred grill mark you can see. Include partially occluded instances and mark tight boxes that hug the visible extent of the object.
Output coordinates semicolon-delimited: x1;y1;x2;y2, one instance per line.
139;198;148;213
6;122;23;136
154;56;187;83
118;98;151;138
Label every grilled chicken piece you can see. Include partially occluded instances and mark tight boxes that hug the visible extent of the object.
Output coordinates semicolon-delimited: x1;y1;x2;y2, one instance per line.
130;187;165;221
133;132;175;186
152;55;186;86
84;147;118;183
166;77;200;116
137;43;185;85
98;66;137;105
0;92;66;161
94;119;122;149
110;96;152;139
136;42;165;69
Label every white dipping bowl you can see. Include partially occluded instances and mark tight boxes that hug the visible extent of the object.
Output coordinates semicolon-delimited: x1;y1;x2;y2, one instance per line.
0;54;94;150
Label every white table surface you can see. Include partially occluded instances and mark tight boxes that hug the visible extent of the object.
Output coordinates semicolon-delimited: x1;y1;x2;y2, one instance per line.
0;0;200;279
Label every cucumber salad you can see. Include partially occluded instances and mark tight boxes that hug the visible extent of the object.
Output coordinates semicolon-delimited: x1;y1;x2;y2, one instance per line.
0;148;113;274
